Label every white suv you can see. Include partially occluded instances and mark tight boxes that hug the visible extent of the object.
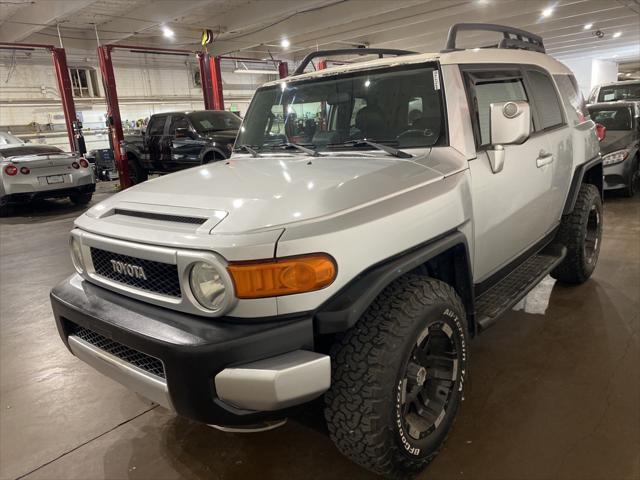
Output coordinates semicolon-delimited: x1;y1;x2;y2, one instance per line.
50;24;603;478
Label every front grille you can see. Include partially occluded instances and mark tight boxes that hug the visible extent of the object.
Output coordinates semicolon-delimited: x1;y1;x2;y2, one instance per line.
114;209;207;225
71;324;166;379
90;248;181;298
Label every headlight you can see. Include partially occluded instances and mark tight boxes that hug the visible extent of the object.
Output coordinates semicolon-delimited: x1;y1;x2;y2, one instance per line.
603;150;629;166
70;236;84;274
189;262;227;311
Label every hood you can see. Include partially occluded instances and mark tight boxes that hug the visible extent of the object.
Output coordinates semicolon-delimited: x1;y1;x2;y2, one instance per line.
88;150;459;234
599;130;636;155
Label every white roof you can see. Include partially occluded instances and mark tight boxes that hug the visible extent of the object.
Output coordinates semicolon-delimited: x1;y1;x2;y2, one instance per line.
268;48;573;86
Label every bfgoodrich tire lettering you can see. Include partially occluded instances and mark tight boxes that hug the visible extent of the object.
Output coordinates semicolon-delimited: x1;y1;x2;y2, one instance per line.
324;274;468;478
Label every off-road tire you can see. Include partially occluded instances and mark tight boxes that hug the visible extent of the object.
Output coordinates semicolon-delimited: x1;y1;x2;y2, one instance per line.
127;157;148;184
551;183;602;284
69;193;93;206
324;274;469;479
623;160;639;198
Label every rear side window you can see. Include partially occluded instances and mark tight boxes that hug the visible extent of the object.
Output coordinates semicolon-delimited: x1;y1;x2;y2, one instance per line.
553;74;589;125
471;76;528;145
526;70;564;129
147;116;167;136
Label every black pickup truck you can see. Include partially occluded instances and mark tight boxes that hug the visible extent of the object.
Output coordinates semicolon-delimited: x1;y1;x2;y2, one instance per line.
123;110;241;183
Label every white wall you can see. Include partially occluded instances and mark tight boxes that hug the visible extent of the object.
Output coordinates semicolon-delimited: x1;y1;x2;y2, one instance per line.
561;57;619;98
0;51;271;151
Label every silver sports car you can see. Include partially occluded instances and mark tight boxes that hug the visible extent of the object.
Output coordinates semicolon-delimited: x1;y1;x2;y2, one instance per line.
0;132;95;216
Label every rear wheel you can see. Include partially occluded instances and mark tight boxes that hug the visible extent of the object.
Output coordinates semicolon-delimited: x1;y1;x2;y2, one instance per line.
551;183;602;284
127;156;148;184
324;274;468;478
69;193;93;205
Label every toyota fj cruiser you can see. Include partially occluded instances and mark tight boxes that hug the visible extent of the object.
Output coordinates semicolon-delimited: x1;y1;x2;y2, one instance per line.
50;24;603;478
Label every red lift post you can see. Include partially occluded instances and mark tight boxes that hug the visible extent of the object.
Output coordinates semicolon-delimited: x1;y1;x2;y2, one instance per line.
98;46;289;190
0;42;78;153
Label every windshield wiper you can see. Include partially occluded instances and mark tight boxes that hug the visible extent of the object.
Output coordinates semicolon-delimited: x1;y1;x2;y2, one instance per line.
276;142;321;157
235;144;261;157
334;139;412;159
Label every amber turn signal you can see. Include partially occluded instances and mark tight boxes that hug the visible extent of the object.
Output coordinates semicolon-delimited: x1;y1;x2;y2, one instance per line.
227;254;337;299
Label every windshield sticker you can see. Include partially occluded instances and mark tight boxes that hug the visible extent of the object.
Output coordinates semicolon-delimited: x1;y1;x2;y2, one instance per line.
433;70;441;90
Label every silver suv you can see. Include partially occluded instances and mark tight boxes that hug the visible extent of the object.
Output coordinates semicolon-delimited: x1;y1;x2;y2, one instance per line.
50;24;603;478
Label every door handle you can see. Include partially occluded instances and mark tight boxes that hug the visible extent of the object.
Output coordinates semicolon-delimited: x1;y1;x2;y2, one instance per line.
536;151;554;168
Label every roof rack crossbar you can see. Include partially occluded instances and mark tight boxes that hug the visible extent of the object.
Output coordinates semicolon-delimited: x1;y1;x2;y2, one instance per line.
292;48;417;76
442;23;545;53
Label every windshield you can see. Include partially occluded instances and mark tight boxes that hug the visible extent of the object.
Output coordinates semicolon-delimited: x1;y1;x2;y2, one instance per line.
597;83;640;102
588;107;633;130
0;146;63;158
189;111;241;132
236;64;445;151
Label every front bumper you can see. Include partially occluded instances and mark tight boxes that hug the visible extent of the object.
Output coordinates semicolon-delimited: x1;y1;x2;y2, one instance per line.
2;183;95;205
603;159;632;190
51;275;330;426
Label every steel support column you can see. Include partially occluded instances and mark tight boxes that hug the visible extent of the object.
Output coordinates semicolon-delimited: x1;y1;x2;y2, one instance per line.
197;53;224;110
278;61;289;78
50;48;78;153
97;45;131;189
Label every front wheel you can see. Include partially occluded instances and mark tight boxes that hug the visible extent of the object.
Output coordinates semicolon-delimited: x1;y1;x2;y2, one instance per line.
551;183;602;284
623;162;639;197
324;275;469;478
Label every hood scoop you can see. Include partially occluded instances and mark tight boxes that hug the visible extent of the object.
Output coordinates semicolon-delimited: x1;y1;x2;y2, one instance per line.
88;201;228;234
113;209;208;225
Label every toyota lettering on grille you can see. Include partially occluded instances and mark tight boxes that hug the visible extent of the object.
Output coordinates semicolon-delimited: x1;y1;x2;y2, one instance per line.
110;259;147;280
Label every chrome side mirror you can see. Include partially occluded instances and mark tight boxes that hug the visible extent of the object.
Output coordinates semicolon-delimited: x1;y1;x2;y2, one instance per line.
487;101;531;173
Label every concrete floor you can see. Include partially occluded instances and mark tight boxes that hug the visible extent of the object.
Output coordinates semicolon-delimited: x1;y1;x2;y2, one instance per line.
0;187;638;480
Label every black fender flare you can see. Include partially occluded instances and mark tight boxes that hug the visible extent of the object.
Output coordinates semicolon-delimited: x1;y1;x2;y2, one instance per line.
563;155;603;215
314;230;474;335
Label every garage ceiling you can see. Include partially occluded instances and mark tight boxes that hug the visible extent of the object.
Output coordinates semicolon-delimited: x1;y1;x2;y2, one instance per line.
0;0;638;64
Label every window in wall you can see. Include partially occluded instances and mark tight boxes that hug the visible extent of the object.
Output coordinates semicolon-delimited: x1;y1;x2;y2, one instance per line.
472;77;528;145
527;70;564;130
69;68;99;97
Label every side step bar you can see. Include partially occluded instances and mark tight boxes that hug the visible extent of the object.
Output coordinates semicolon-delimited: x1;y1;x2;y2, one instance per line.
476;244;567;331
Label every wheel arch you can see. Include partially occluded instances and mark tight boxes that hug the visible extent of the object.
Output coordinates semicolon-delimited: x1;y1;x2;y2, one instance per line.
563;155;603;215
200;147;228;163
315;231;476;336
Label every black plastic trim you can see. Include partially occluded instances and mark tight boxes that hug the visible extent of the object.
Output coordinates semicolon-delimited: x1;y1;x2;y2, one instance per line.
292;48;416;75
563;154;603;215
314;231;473;335
474;227;558;297
443;23;545;53
50;276;313;426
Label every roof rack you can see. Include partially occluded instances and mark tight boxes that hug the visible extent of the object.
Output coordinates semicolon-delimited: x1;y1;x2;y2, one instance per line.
442;23;545;53
292;48;417;76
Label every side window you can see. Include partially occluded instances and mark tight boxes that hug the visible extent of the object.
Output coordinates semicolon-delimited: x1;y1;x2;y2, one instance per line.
349;98;368;127
526;70;564;130
472;76;528;146
147;116;167;136
407;96;423;125
553;74;589;125
169;116;190;135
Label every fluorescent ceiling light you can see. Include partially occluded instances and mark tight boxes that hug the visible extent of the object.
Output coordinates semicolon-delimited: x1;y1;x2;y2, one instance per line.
233;68;279;75
541;7;553;17
612;31;622;38
162;26;174;38
281;38;290;49
583;23;593;30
